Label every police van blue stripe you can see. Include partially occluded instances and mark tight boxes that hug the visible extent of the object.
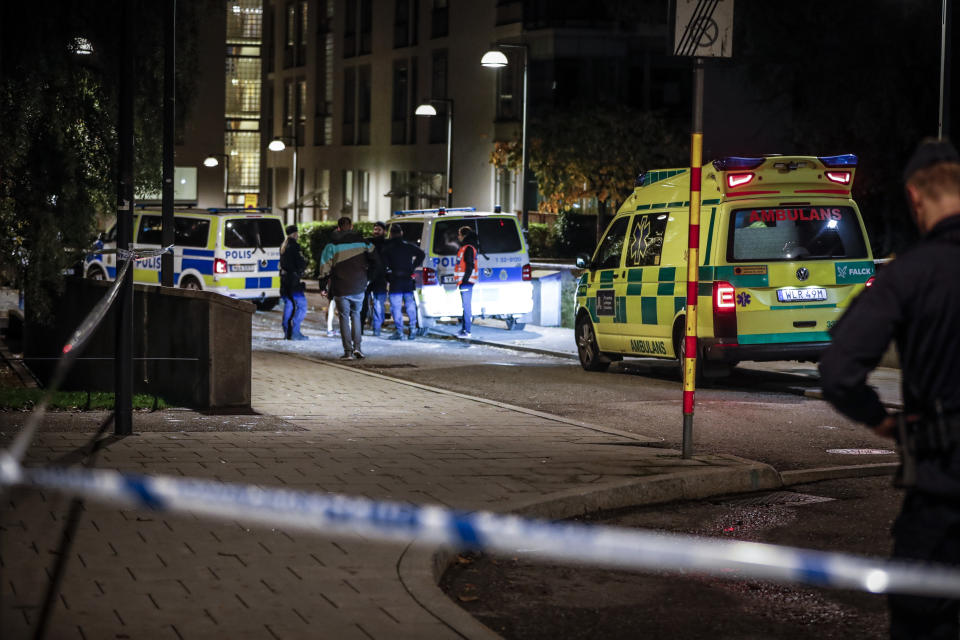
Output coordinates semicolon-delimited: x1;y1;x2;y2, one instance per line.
245;277;273;289
182;248;215;257
182;258;214;274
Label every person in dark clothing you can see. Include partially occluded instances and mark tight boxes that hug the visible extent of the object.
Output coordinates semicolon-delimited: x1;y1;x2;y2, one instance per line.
317;217;374;359
381;225;426;339
360;221;387;336
279;224;309;340
819;138;960;640
455;225;478;337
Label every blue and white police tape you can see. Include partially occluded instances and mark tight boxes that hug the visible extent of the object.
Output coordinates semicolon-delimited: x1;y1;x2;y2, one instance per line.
2;454;959;599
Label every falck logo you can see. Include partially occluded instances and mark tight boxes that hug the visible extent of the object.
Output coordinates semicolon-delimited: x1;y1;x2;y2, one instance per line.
836;265;848;280
796;267;810;281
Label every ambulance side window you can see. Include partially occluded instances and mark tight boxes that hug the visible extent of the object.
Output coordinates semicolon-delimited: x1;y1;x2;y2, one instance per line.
625;213;668;267
592;216;630;270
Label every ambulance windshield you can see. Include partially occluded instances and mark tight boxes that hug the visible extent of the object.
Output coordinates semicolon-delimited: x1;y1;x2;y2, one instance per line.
224;218;285;249
728;206;868;262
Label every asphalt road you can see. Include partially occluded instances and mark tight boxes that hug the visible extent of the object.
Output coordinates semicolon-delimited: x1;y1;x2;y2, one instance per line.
442;476;901;640
256;309;898;473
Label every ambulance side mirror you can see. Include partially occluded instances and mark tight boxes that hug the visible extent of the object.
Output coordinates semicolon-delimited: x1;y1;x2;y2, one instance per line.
575;253;591;269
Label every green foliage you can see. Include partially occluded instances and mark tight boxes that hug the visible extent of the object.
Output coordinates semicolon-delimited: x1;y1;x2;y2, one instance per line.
554;210;599;258
525;223;557;258
527;105;685;214
299;221;376;276
0;1;215;321
0;388;167;411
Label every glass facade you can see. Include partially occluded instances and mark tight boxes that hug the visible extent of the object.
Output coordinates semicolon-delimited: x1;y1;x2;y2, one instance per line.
226;0;263;207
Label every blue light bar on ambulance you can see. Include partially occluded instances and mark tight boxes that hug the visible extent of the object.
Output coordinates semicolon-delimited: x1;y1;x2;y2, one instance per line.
818;154;858;168
392;207;476;217
712;157;765;171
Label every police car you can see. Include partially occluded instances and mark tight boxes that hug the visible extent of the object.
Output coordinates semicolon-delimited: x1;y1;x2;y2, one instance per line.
387;207;534;331
575;155;875;376
85;207;285;310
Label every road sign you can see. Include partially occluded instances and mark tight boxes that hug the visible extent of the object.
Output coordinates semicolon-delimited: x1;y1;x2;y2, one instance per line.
673;0;734;58
244;193;258;209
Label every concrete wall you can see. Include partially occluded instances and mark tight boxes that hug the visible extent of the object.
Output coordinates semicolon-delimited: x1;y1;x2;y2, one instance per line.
25;280;253;409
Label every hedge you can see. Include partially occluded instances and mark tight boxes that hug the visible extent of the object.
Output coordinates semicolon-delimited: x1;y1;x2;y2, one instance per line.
296;221;376;277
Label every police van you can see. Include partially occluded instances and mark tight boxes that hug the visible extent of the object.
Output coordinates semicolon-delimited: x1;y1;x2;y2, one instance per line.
85;207;285;310
387;207;534;330
575;155;875;376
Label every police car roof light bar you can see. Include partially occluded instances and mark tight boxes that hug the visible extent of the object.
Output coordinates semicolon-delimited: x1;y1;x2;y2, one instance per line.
392;207;476;217
207;207;274;213
818;154;859;168
712;157;765;171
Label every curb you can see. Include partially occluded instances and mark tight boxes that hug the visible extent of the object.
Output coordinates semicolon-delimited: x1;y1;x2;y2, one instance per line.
428;328;578;362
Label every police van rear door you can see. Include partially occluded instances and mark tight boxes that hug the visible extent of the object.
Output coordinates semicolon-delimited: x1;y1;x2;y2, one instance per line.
722;203;874;346
221;216;285;292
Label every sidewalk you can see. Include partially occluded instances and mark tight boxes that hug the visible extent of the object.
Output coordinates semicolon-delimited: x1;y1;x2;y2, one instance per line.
1;348;780;639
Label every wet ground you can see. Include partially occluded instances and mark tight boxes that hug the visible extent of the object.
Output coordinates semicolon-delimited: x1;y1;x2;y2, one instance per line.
442;476;901;640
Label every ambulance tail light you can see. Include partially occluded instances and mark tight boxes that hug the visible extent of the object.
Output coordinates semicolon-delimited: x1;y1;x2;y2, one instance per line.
825;171;852;185
422;267;437;285
214;258;228;274
727;172;755;188
713;281;738;338
865;277;875;288
522;264;532;281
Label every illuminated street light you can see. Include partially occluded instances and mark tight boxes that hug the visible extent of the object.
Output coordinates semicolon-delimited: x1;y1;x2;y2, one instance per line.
415;99;454;207
481;43;529;228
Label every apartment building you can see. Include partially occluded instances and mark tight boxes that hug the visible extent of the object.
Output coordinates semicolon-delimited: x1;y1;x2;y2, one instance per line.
260;0;677;225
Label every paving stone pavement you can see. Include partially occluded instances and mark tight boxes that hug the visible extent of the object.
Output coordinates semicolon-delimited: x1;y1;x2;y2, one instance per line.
0;349;774;639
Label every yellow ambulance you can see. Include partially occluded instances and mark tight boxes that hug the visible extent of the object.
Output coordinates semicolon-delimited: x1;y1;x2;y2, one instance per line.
574;154;875;376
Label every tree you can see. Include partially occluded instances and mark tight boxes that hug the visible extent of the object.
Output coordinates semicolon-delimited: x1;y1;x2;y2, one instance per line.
519;105;686;241
0;0;212;321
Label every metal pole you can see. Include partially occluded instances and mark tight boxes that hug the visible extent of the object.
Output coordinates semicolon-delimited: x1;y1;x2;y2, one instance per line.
160;0;176;287
940;0;952;140
293;142;299;222
115;0;135;436
223;155;230;204
682;58;705;459
445;100;453;207
520;46;529;229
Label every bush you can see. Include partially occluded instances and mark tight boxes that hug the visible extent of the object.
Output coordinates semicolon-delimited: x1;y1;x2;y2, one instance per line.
554;210;597;258
298;221;377;277
525;223;557;258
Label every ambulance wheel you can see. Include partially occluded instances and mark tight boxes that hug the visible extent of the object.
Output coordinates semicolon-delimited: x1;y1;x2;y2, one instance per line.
257;297;280;312
505;317;526;331
86;266;107;281
576;314;611;372
179;276;202;291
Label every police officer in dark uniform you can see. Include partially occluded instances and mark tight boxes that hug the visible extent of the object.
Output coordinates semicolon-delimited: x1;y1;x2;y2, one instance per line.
819;138;960;639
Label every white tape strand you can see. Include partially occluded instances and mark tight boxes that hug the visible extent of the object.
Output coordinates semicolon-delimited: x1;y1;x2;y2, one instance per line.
5;461;960;599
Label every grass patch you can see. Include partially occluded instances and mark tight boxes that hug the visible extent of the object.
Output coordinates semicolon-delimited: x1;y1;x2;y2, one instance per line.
0;388;168;411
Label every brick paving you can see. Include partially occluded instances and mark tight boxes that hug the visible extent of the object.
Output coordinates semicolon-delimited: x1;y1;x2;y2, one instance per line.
0;349;772;639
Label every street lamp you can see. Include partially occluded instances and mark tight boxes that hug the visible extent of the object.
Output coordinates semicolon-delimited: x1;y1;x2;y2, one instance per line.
482;43;529;229
269;136;300;223
415;98;454;207
203;153;230;206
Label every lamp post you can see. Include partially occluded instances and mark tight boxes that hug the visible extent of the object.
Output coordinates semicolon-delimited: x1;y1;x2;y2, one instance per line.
203;153;230;206
268;136;300;222
415;98;454;207
482;42;529;229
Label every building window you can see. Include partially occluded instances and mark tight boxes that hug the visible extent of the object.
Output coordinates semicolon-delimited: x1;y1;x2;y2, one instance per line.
342;169;354;214
296;0;308;66
431;0;448;38
391;60;409;144
296;78;306;144
359;0;372;55
284;78;295;138
357;170;370;219
357;64;371;145
342;67;356;145
429;50;448;144
314;0;334;146
496;51;519;121
343;0;357;57
394;0;418;48
284;2;295;67
225;0;263;206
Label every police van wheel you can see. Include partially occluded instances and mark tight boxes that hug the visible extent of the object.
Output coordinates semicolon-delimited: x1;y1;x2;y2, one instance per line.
179;276;201;291
576;314;610;372
505;317;526;331
86;266;106;281
257;297;280;312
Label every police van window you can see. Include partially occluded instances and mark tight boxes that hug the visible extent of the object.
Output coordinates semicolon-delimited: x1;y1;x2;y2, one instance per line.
224;218;285;248
174;218;210;248
432;219;469;255
136;215;163;245
727;206;868;262
477;218;522;253
592;216;630;270
392;222;423;245
626;213;667;267
104;224;117;243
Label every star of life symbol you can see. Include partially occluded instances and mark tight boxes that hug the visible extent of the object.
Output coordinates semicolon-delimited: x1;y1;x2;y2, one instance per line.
629;216;657;264
737;292;751;307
